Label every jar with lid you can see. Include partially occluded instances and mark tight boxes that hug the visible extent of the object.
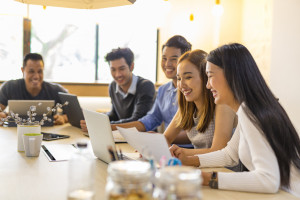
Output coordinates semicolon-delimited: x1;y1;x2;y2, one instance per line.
153;166;202;200
105;160;153;200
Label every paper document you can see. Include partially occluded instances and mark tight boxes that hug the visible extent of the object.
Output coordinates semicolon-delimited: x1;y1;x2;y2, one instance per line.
83;130;127;143
112;130;126;143
42;144;77;162
116;127;172;163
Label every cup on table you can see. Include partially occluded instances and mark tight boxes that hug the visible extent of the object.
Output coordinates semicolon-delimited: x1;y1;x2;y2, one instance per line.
17;124;41;152
23;133;43;157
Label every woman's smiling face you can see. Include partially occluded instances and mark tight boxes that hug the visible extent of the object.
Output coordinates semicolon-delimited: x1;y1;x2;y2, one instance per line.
177;60;203;103
206;61;234;106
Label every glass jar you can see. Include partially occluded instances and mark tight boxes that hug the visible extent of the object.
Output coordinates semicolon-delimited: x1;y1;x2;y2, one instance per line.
67;142;95;200
105;160;153;200
153;166;202;200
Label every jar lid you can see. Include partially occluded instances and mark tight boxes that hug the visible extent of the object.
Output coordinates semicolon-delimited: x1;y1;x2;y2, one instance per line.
108;160;151;183
76;142;88;149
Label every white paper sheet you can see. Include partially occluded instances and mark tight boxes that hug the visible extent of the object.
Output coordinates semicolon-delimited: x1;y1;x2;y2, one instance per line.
116;126;172;163
112;130;126;143
42;144;77;162
83;130;127;143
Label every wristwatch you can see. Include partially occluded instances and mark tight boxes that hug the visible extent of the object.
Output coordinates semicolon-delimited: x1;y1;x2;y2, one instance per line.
208;171;218;189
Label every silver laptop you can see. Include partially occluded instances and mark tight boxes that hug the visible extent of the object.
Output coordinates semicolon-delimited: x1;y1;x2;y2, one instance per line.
82;109;137;163
7;100;55;126
8;100;55;115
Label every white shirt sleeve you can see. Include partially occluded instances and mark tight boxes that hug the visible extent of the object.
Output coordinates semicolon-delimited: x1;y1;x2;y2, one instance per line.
197;124;240;168
198;106;281;194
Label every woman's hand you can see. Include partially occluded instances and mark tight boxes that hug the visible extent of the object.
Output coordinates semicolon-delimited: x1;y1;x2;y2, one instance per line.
169;144;200;166
201;171;213;186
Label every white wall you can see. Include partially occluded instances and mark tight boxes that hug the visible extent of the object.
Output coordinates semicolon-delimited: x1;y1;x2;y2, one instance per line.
242;0;272;83
157;0;243;84
270;0;300;132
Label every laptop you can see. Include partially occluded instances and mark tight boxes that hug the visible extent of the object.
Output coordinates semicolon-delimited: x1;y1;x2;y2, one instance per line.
58;92;84;128
82;109;138;163
7;100;54;127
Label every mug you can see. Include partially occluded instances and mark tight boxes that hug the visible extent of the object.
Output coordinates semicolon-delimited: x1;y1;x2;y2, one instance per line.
17;124;41;152
23;133;43;157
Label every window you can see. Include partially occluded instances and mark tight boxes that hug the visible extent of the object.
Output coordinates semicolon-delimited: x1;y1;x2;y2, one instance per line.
0;15;23;80
30;7;96;82
97;24;157;83
30;5;157;83
0;2;158;83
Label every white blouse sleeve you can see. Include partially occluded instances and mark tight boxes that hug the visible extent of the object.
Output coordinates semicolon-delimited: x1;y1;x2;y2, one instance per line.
217;107;280;193
197;124;240;168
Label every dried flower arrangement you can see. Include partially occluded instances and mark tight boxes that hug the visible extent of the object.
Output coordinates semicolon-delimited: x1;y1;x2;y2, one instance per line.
0;101;68;125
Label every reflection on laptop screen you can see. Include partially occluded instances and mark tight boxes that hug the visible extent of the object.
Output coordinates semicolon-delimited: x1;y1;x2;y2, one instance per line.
7;100;54;127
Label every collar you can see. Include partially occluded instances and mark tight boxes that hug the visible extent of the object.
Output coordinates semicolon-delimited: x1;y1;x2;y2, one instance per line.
166;81;177;93
115;74;138;98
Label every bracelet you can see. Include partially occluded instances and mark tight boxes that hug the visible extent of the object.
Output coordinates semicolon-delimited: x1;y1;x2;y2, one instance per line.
208;171;218;189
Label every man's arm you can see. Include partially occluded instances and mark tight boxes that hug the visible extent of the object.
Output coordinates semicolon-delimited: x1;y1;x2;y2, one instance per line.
106;83;120;122
111;120;146;132
0;104;7;120
106;105;119;122
0;83;9;122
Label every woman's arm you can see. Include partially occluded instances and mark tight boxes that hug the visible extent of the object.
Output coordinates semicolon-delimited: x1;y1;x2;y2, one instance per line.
164;111;183;146
174;105;237;158
198;107;280;194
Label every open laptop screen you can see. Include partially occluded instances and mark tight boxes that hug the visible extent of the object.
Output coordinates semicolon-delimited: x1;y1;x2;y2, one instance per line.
7;100;54;127
58;92;84;128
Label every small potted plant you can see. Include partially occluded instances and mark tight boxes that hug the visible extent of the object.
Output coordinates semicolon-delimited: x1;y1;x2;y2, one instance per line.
0;101;68;152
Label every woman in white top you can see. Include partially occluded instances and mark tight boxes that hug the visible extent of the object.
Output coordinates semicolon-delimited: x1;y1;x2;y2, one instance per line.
195;43;300;197
164;49;237;167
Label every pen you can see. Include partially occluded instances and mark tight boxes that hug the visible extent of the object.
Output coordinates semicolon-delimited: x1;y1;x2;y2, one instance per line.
119;149;123;160
159;155;166;168
42;145;56;161
107;146;117;161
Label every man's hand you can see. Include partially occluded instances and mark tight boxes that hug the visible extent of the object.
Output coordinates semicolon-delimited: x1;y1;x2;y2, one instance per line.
0;112;7;118
147;131;161;134
0;112;7;126
80;120;88;132
53;114;67;125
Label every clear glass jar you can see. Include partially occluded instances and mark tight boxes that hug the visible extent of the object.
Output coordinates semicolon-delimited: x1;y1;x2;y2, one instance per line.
153;166;202;200
105;160;153;200
67;142;95;200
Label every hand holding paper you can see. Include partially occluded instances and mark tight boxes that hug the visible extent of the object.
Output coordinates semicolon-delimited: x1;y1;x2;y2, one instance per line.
117;126;172;163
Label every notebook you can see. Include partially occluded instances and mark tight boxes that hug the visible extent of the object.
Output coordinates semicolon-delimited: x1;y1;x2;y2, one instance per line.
42;144;77;162
7;100;54;127
82;109;138;163
58;92;84;128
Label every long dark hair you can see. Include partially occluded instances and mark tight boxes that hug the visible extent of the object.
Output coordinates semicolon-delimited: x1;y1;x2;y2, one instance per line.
175;50;215;132
207;43;300;187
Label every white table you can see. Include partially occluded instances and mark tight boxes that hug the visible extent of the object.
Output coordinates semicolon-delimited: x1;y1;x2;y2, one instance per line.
0;124;297;200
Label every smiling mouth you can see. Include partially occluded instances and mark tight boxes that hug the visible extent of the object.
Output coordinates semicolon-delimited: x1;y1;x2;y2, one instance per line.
31;80;40;84
182;90;192;96
211;91;217;98
115;77;124;82
165;68;174;73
